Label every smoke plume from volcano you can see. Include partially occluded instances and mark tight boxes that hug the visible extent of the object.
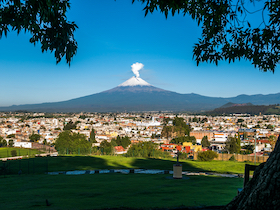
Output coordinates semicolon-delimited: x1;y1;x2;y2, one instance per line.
131;62;144;78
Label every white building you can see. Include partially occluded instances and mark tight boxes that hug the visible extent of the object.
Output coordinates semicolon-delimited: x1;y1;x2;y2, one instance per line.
14;141;32;148
213;132;229;143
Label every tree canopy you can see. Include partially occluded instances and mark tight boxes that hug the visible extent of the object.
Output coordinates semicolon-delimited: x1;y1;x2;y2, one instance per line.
55;130;91;154
29;133;41;142
89;129;97;143
201;136;210;148
99;140;113;155
126;141;169;158
134;0;280;72
0;0;77;65
0;136;7;147
162;117;191;139
111;136;131;149
170;136;196;145
224;136;241;154
63;120;77;131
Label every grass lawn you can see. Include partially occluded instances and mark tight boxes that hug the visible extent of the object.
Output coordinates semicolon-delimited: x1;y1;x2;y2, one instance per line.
0;173;243;210
0;155;258;175
0;147;42;158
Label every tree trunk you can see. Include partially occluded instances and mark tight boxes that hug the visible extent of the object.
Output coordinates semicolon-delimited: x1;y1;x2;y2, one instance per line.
225;136;280;210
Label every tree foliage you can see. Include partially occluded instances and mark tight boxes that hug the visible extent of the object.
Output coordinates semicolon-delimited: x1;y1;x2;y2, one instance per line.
0;136;7;147
55;130;91;154
10;149;17;157
29;133;41;142
170;136;196;145
241;144;254;154
224;136;241;154
201;135;210;147
268;135;277;150
162;117;190;138
89;129;97;143
63;120;77;131
100;140;113;155
0;0;78;65
97;136;131;155
111;135;131;149
197;150;218;161
126;141;170;158
6;134;15;138
161;125;173;139
134;0;280;72
8;139;13;147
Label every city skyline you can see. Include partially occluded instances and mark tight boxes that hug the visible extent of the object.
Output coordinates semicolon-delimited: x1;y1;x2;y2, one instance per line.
1;1;279;107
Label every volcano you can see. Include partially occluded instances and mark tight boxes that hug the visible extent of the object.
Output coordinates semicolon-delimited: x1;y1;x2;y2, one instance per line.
1;76;280;113
104;76;166;94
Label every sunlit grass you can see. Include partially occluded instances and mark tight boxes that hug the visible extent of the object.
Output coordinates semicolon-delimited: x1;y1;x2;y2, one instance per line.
0;147;42;158
1;155;259;175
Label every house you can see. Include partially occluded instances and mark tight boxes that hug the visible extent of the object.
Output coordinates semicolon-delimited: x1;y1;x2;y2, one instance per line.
160;143;177;153
183;142;202;152
14;140;32;148
114;146;126;154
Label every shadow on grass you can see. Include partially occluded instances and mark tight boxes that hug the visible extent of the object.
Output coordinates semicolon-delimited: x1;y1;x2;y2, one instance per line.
0;157;239;210
0;155;210;175
131;158;205;172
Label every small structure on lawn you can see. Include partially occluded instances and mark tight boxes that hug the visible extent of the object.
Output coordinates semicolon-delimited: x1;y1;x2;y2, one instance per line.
173;150;182;179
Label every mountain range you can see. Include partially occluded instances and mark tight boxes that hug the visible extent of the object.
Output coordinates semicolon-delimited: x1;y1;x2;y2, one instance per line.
1;76;280;113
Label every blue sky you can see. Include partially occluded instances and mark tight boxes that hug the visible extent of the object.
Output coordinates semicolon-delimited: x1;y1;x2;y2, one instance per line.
0;0;279;107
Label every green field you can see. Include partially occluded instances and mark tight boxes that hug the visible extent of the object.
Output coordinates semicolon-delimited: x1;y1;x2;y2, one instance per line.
0;155;253;209
0;155;257;175
0;173;243;210
0;147;42;158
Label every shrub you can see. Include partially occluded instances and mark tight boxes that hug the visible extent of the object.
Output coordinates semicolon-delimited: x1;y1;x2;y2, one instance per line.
229;155;236;161
178;152;189;160
197;150;218;161
11;150;17;157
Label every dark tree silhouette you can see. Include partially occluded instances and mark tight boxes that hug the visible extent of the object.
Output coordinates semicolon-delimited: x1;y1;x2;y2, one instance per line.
0;0;77;65
134;0;280;72
225;136;280;210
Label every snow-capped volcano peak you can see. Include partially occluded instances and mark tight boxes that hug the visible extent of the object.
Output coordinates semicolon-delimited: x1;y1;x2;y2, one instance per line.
118;76;151;87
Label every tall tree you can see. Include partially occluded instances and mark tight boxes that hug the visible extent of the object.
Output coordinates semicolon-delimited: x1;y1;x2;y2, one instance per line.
29;133;41;142
201;136;210;148
161;125;173;139
0;0;77;65
63;120;76;131
111;136;131;149
89;129;97;143
162;117;191;139
170;136;196;145
0;136;7;147
126;141;168;158
55;131;91;154
224;136;241;154
99;140;113;155
8;139;13;147
268;135;277;151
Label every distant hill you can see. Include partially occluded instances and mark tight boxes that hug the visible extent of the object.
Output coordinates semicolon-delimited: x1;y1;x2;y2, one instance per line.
220;102;254;108
1;76;280;113
205;104;280;115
